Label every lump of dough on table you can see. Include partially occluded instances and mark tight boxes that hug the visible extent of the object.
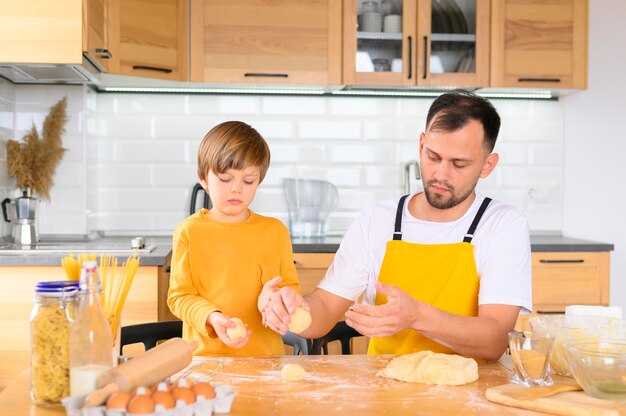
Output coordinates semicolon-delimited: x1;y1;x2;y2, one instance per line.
281;363;306;381
376;350;478;385
226;317;247;340
288;307;312;334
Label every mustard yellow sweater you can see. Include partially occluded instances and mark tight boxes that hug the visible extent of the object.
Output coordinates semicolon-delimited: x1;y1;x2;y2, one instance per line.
167;208;300;356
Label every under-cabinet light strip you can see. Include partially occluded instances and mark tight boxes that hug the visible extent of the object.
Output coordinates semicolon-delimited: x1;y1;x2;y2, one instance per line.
99;86;554;100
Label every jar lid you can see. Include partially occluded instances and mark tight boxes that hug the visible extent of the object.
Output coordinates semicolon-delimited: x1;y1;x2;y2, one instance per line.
35;280;79;295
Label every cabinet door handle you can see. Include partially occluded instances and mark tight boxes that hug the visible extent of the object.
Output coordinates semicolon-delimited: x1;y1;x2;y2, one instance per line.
536;311;564;315
518;78;561;83
407;36;413;80
132;65;173;74
539;259;585;264
244;73;289;78
422;36;428;80
95;48;112;59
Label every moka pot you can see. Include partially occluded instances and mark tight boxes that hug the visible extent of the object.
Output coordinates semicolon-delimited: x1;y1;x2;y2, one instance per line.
2;188;39;245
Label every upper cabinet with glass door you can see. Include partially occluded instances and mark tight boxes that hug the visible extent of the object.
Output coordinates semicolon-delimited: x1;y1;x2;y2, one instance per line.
343;0;489;87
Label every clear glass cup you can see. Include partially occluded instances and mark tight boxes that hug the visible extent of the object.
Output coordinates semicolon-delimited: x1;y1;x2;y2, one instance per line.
508;331;555;387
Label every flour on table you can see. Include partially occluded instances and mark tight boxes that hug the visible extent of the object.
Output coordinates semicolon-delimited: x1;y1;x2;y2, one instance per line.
281;363;306;381
376;350;478;385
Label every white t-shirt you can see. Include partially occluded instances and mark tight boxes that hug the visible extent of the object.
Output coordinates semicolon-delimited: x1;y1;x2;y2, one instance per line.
318;191;533;313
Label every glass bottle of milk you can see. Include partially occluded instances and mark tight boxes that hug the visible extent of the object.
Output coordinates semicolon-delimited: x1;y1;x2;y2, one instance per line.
69;261;113;396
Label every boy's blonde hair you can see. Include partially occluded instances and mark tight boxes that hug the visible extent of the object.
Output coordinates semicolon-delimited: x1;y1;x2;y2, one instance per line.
197;121;270;182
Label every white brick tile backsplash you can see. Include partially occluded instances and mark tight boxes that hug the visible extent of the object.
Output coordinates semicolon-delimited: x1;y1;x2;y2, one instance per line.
154;116;221;139
331;143;396;163
116;141;188;163
296;167;361;187
0;86;567;235
99;116;154;138
96;165;152;187
271;144;326;163
364;119;420;141
151;164;198;186
216;96;259;114
262;96;326;115
330;97;397;116
253;120;294;139
298;121;361;139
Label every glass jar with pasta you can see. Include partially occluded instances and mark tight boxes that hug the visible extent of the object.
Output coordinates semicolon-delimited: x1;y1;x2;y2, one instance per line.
30;280;78;406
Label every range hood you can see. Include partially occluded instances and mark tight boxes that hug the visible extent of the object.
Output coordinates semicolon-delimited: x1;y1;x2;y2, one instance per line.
0;55;100;85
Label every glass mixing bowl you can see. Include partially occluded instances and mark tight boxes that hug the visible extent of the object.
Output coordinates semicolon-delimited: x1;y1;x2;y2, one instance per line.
529;315;626;377
562;338;626;401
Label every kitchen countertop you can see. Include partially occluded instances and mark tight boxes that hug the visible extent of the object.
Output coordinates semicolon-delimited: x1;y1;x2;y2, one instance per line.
0;234;614;267
0;355;538;416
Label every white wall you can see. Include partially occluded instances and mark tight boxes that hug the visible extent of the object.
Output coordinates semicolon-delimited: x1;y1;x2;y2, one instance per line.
562;0;626;311
0;78;15;238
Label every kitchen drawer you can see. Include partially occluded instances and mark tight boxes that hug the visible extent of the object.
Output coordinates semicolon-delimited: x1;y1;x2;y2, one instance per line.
531;251;610;313
293;253;335;296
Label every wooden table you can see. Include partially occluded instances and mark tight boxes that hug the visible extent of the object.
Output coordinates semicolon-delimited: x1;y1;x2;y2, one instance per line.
0;355;544;415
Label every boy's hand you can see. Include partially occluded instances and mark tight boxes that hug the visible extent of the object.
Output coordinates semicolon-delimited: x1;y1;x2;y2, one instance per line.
261;281;308;335
258;276;283;315
208;312;251;348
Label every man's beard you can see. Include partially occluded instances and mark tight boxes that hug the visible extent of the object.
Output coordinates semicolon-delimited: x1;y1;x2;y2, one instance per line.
423;179;475;209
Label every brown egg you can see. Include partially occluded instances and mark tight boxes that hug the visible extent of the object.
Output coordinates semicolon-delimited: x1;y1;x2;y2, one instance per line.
152;389;176;410
192;381;216;399
172;386;196;405
126;394;155;414
106;391;132;410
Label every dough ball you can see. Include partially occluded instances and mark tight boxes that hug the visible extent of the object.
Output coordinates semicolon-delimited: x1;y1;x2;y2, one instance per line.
376;350;478;386
281;363;306;381
226;317;247;340
288;307;312;334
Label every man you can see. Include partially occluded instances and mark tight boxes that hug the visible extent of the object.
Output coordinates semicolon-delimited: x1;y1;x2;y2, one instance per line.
259;90;532;361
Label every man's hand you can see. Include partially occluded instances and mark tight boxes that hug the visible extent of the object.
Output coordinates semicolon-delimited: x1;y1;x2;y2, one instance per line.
345;281;421;337
208;311;251;348
258;277;307;335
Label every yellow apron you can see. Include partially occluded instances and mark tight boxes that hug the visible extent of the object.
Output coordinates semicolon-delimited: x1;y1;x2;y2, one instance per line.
368;194;492;355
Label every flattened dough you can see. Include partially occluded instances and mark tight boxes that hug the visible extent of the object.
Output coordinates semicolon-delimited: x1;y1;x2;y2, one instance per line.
281;363;306;381
226;317;246;340
376;350;478;385
288;307;312;334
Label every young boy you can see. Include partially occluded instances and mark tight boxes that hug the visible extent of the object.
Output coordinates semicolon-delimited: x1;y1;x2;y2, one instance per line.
167;121;300;356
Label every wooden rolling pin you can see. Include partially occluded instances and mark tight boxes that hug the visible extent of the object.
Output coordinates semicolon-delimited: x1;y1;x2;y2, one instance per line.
85;337;198;406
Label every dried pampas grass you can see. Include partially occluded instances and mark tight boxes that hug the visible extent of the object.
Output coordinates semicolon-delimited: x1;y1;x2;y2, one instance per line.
6;96;68;199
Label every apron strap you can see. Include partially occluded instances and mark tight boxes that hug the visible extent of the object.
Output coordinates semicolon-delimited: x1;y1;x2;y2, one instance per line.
463;197;492;243
393;195;410;240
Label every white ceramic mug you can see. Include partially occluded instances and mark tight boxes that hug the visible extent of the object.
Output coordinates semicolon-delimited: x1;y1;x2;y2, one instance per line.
362;12;383;32
383;14;402;33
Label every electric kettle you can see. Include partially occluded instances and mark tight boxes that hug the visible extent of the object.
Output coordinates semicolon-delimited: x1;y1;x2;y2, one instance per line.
2;188;39;245
282;178;339;238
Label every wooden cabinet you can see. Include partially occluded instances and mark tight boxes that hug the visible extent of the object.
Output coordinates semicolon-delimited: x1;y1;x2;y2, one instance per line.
0;0;83;64
189;0;342;85
491;0;588;89
0;265;159;392
343;0;490;87
107;0;188;81
83;0;111;71
515;251;610;331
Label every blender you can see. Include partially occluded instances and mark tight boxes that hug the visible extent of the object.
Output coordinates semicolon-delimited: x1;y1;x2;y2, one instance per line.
283;178;339;238
1;188;39;245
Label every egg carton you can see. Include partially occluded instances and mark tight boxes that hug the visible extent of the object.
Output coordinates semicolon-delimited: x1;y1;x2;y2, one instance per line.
62;385;236;416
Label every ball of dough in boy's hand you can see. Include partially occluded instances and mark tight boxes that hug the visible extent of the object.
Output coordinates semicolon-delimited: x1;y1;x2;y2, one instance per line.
288;307;312;334
226;317;247;340
281;363;306;381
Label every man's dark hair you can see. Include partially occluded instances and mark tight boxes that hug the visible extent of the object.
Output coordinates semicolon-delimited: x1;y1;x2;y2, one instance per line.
425;89;501;152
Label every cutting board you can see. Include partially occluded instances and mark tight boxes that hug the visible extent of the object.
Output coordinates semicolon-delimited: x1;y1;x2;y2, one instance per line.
486;383;626;416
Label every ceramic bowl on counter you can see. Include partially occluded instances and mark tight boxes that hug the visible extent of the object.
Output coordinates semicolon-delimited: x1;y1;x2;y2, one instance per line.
562;338;626;401
529;315;626;377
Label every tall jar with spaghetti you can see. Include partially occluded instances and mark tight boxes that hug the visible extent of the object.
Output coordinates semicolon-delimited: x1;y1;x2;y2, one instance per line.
70;261;113;397
30;280;79;406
